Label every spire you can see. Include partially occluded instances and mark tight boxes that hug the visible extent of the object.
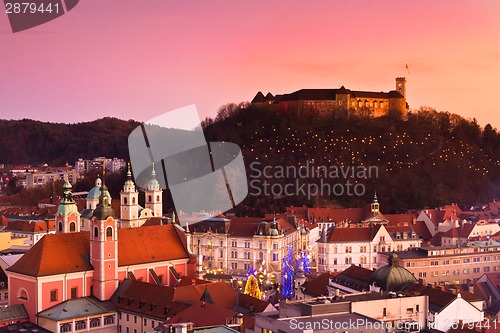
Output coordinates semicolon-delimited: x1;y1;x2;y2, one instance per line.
92;176;115;220
146;163;160;191
57;180;79;215
371;191;380;215
185;221;190;233
123;162;135;188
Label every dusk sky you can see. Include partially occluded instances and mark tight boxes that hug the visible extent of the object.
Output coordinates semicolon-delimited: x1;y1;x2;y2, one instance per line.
1;0;499;128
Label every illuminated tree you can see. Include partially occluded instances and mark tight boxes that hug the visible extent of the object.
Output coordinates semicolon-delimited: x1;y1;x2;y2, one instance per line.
244;274;262;299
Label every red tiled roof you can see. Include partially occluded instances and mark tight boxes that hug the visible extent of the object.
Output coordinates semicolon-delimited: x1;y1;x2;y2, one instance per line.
384;213;417;226
8;224;190;277
327;225;381;242
304;272;339;297
174;281;237;310
410;220;433;240
404;283;481;310
112;279;191;319
3;219;55;233
118;225;190;266
337;265;374;283
441;224;475;238
163;301;252;330
175;276;212;287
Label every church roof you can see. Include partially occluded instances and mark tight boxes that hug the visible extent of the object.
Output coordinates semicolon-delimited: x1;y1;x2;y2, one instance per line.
7;225;190;277
368;253;417;292
37;296;115;321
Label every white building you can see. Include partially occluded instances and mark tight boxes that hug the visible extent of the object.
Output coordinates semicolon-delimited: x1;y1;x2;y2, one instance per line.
317;224;421;272
186;217;303;282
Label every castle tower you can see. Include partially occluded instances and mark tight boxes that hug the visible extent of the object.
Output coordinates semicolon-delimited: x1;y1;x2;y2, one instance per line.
56;180;81;233
144;163;162;217
90;181;118;301
120;163;139;227
396;77;406;97
371;193;380;216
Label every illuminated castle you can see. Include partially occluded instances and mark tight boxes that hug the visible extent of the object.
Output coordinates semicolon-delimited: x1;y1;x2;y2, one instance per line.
251;77;408;119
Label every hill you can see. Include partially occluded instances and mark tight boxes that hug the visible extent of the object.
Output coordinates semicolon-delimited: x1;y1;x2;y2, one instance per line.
0;117;139;165
0;106;499;214
203;104;500;214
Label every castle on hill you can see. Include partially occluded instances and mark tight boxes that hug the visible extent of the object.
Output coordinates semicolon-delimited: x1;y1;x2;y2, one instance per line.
251;77;408;119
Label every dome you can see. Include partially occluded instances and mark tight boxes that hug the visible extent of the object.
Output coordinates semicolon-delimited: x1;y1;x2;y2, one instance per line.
368;253;416;292
87;176;102;200
92;184;115;220
87;187;101;200
57;180;79;216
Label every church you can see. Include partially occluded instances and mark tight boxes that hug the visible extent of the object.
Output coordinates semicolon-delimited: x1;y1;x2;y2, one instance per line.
6;165;194;330
251;77;408;119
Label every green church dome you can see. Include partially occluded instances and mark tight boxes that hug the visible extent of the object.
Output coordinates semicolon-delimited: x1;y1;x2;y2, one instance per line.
368;252;417;292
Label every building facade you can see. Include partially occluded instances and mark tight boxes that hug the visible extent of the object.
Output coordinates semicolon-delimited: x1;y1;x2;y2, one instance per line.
379;241;500;285
251;77;408;119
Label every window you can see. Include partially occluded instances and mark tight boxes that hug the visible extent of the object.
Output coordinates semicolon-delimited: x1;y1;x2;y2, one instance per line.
443;260;450;265
106;226;113;239
75;321;86;330
220;250;223;258
156;195;160;201
152;320;155;328
134;315;137;324
132;197;136;204
90;318;100;328
104;316;114;325
383;308;387;317
71;287;77;299
473;267;480;273
272;253;278;261
123;197;128;205
126;314;129;322
58;222;63;232
418;272;427;278
273;243;278;250
148;195;152;202
231;241;238;247
484;267;490;272
94;227;99;238
61;323;72;332
17;289;28;301
50;289;58;302
431;260;439;266
144;319;147;326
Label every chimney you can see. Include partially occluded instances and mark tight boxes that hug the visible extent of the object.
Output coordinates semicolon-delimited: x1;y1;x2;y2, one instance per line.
468;284;474;294
412;217;417;225
451;288;457;295
419;278;426;286
440;286;446;292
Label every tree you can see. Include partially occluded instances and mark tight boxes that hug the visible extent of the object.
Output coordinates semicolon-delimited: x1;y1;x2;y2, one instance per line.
244;274;262;299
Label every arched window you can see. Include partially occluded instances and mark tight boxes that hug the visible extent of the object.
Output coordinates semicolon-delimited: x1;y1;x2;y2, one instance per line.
123;197;128;205
58;222;63;232
94;227;99;238
106;226;113;240
156;195;160;201
17;289;28;301
374;101;378;108
148;195;152;202
132;197;136;204
69;222;76;232
358;100;362;108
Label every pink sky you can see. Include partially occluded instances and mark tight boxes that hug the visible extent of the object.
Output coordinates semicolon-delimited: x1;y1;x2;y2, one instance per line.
1;0;499;128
